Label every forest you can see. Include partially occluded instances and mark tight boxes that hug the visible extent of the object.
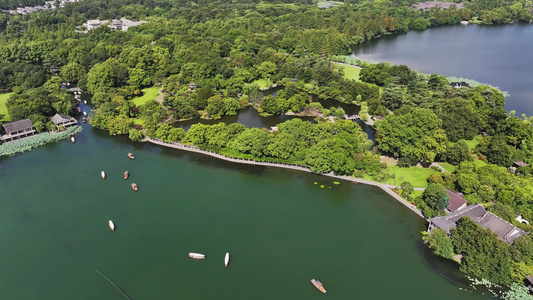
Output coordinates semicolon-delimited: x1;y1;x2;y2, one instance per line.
1;0;533;289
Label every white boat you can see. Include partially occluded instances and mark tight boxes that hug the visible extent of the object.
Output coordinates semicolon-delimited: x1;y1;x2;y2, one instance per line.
109;220;115;231
101;171;106;179
71;136;75;143
84;100;87;104
83;111;87;116
224;252;230;267
189;253;206;259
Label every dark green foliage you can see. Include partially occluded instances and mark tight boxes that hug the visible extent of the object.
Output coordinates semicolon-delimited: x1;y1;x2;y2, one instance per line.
377;106;447;163
421;183;447;215
423;228;454;259
451;217;513;285
445;140;473;165
438;98;480;142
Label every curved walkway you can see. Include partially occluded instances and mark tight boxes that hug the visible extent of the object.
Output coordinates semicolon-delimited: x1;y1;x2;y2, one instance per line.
145;138;425;219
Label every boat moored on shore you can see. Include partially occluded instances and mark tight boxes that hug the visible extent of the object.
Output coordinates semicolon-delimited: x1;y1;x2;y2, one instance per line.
311;279;326;293
224;252;230;267
189;253;206;259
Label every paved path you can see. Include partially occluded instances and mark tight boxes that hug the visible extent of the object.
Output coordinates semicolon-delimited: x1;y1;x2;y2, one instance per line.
145;138;426;219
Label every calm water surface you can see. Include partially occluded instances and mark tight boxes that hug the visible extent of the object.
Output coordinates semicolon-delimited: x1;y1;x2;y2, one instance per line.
354;23;533;115
0;121;494;299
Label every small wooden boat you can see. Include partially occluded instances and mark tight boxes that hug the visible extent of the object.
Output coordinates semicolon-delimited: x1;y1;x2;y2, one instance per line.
127;153;135;160
109;220;115;231
84;100;87;104
83;111;87;116
124;171;129;180
131;183;138;191
101;171;106;179
224;252;230;267
71;136;75;143
189;253;206;259
82;117;86;123
311;279;326;293
77;107;82;112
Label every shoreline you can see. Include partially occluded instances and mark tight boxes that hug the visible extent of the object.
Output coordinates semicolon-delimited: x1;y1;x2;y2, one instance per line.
145;137;426;219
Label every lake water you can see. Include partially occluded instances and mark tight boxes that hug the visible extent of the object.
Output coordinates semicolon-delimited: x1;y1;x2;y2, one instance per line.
354;23;533;116
0;120;495;299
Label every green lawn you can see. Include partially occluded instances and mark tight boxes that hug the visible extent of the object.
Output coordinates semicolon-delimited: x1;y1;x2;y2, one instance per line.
438;162;456;173
131;87;160;106
333;63;361;81
386;166;440;188
252;78;272;89
0;92;12;122
449;136;481;150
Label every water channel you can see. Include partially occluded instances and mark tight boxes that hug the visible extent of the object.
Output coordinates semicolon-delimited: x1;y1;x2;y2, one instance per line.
354;23;533;116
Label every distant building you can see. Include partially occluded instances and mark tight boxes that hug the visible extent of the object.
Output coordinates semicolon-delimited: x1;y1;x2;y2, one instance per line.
450;81;470;88
80;18;147;33
1;119;36;142
513;161;530;168
428;204;528;244
51;114;77;130
412;1;464;10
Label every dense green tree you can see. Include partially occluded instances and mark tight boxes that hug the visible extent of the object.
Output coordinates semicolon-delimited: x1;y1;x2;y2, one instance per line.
445;140;473;165
451;217;513;285
438;98;480;141
423;228;455;259
377;107;447;163
422;183;447;214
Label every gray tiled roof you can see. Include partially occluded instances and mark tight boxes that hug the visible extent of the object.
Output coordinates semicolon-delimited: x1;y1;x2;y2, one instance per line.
478;212;527;243
429;204;486;234
51;114;72;125
430;204;528;243
3;119;34;133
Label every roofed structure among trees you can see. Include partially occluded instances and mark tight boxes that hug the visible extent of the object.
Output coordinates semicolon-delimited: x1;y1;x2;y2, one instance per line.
445;189;467;212
1;119;36;142
51;114;77;130
428;204;527;244
412;1;464;10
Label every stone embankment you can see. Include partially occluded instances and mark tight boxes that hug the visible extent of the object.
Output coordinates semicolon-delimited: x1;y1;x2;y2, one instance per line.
145;138;425;219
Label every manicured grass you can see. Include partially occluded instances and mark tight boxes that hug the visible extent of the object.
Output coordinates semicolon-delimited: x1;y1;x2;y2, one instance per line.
473;157;487;167
386;166;440;188
439;162;456;173
449;136;481;150
333;63;361;81
411;190;424;199
131;87;160;106
253;78;272;89
0;92;12;122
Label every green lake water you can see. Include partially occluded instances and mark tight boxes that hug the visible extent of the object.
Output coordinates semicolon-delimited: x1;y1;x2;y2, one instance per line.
0;125;495;299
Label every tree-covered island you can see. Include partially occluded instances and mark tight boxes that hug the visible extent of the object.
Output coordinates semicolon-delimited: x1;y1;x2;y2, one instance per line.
1;0;533;295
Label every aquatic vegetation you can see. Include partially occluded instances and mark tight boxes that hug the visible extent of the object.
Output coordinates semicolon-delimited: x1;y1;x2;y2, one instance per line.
333;181;340;185
0;126;82;157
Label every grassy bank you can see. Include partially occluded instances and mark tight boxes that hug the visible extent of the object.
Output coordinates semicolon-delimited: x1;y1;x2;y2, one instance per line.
131;87;159;106
0;92;12;122
387;166;441;188
333;63;361;81
252;78;272;89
